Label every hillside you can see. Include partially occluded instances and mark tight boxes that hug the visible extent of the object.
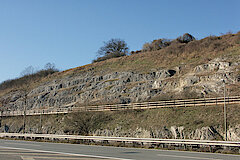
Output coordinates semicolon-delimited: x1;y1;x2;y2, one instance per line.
0;32;240;141
1;32;240;108
1;103;240;141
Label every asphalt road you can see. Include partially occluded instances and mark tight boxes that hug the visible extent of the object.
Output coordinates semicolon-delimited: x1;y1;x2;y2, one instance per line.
0;139;239;160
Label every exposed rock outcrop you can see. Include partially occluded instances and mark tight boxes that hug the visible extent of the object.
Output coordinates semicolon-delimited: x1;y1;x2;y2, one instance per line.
90;126;240;141
1;57;239;112
188;126;220;140
227;125;240;141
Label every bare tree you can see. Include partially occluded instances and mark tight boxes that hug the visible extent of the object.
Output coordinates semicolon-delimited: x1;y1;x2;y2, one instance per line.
20;66;35;77
44;62;57;71
94;38;129;62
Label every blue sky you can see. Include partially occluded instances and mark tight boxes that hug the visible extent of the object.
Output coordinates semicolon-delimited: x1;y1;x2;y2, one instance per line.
0;0;239;83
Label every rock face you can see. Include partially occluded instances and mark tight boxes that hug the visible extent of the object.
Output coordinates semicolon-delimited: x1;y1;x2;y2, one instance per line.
91;126;240;141
2;120;239;141
1;57;239;111
170;126;185;139
227;125;240;141
188;127;220;140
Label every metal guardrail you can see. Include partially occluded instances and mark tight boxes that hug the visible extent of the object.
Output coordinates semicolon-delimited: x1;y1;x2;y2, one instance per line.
1;96;240;117
0;133;240;147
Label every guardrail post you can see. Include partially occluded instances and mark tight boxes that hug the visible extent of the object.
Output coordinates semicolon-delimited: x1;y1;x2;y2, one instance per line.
3;96;240;117
204;97;206;107
183;144;187;150
228;95;230;105
39;110;42;133
223;83;227;141
23;107;26;134
0;110;2;128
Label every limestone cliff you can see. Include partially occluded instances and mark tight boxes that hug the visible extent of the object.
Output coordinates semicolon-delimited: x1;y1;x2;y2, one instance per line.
0;32;240;141
2;56;240;111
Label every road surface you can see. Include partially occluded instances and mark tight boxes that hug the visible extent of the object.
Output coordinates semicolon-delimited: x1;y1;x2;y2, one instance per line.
0;139;239;160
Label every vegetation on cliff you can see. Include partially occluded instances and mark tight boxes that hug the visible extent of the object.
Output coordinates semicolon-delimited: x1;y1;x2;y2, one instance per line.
0;32;240;141
2;104;240;141
1;32;239;95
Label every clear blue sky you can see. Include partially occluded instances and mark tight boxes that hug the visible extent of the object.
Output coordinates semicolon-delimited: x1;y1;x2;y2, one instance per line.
0;0;239;83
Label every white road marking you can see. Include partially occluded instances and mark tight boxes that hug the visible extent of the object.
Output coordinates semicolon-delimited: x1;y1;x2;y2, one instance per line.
23;156;90;159
0;152;62;156
21;156;35;160
3;140;239;158
157;154;222;160
1;149;102;159
4;142;41;147
0;146;134;160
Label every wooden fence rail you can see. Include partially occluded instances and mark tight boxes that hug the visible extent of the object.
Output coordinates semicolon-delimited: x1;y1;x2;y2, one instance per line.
1;96;240;117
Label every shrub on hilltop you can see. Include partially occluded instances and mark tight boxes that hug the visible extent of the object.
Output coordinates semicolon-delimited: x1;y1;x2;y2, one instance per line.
93;38;129;63
0;63;59;91
142;33;195;52
176;33;196;43
142;38;171;52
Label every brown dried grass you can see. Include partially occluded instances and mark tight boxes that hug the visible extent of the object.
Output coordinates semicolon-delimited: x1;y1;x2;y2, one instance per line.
1;32;239;95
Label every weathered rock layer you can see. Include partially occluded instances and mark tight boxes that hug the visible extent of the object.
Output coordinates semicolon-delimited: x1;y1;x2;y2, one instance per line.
2;57;240;111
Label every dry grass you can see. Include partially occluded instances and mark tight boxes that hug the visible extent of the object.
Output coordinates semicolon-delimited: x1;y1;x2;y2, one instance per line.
1;32;239;97
102;104;240;132
2;104;239;137
72;32;239;79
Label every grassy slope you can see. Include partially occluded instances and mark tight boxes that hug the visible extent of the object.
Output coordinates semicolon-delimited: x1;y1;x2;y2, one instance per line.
82;33;240;74
2;104;240;139
1;33;240;141
1;32;240;97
